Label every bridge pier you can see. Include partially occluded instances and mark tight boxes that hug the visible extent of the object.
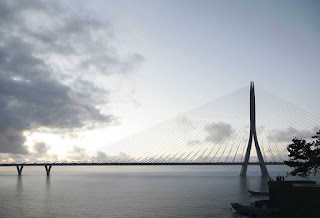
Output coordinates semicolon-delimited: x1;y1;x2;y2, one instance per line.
45;165;52;176
16;165;23;176
240;82;269;177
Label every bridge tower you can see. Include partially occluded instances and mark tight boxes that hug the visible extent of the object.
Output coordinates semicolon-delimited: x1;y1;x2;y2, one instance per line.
240;82;269;177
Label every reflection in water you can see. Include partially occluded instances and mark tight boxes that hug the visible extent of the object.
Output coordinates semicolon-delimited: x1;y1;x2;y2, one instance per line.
45;175;51;202
259;176;269;192
0;172;284;217
238;176;269;205
239;176;248;202
240;176;269;192
46;176;51;190
16;176;23;193
239;176;248;191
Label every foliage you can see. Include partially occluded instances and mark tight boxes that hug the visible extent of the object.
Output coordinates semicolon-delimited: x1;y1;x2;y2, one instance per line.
285;130;320;178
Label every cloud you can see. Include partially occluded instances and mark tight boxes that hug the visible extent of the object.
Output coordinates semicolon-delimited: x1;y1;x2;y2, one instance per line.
187;140;202;146
67;146;90;161
267;127;317;142
94;151;109;161
0;128;27;154
0;1;143;154
67;147;131;162
204;122;233;144
33;142;50;156
0;141;58;162
186;122;233;146
175;116;194;127
30;142;58;161
91;151;131;162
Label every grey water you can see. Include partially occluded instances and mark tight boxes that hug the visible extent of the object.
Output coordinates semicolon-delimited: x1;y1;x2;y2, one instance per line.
0;166;311;218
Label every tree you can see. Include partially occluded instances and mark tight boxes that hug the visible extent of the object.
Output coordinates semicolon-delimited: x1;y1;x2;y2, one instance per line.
285;130;320;178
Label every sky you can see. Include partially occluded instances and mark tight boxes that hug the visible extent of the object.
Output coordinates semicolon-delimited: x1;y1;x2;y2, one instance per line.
0;0;319;163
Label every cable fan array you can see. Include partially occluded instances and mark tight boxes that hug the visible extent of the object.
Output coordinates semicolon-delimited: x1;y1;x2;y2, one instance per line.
79;85;320;164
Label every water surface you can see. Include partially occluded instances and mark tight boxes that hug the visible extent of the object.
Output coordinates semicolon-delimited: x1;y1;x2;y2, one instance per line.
0;167;287;217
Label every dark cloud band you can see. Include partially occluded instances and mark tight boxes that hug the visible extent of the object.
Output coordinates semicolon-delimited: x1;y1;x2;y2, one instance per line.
0;0;143;155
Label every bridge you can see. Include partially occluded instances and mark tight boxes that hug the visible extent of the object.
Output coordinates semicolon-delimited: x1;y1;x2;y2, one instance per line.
1;82;319;176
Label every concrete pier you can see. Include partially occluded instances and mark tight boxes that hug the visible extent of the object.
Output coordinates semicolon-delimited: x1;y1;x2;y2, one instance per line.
240;82;269;177
16;165;23;176
45;165;52;176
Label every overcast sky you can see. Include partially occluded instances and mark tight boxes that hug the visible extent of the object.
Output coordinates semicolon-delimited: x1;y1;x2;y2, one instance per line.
0;0;319;162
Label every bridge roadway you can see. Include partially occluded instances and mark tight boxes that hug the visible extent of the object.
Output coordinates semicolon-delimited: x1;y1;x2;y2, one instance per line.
0;162;286;176
0;162;286;167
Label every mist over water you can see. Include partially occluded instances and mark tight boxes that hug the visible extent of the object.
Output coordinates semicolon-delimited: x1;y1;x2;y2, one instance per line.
2;166;316;218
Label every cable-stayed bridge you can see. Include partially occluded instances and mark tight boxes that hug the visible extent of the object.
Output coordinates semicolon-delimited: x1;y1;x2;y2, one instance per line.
1;82;319;176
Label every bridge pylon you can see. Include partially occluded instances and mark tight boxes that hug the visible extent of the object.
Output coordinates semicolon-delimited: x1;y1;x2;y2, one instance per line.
240;82;269;177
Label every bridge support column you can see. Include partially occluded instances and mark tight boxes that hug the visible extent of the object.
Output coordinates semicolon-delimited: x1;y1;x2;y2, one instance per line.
45;165;52;176
240;133;269;177
16;165;23;176
240;82;269;177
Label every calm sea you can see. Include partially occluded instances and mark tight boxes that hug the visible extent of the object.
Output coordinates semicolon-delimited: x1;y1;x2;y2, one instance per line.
0;166;316;218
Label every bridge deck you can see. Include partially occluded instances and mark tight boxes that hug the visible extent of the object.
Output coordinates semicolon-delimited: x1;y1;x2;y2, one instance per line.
0;162;286;166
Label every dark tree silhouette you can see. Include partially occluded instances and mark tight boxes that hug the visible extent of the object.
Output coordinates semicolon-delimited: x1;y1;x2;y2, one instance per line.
285;130;320;178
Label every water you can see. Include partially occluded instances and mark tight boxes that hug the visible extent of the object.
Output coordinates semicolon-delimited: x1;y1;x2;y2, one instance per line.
0;166;292;217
